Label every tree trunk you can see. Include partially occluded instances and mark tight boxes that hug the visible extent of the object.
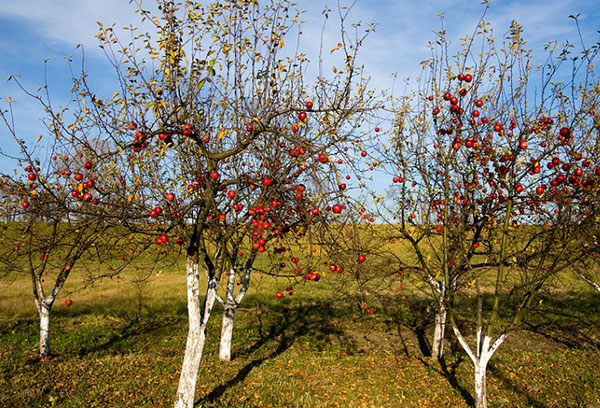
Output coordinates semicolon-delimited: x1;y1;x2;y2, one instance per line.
219;268;236;361
219;304;235;361
452;326;506;408
575;268;600;293
219;267;251;362
39;303;51;357
431;302;446;361
175;258;219;408
474;361;488;408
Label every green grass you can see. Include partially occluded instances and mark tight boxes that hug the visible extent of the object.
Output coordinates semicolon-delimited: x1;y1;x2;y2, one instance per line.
0;263;599;407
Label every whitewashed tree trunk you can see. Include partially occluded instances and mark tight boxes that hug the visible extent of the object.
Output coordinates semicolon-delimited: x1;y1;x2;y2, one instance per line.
452;326;506;408
219;267;251;361
426;277;447;361
575;268;600;293
175;258;219;408
39;303;52;356
219;305;235;361
219;268;236;361
431;301;446;361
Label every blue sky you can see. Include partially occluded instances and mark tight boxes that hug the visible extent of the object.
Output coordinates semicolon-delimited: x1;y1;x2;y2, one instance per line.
0;0;598;176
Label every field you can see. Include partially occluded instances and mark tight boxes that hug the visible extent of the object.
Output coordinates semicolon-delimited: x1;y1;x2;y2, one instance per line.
1;257;599;408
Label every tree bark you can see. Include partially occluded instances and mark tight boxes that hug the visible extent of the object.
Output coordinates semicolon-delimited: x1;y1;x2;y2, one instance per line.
575;267;600;293
431;301;446;361
175;258;219;408
39;303;51;357
219;304;235;361
452;326;506;408
474;362;488;408
219;267;251;362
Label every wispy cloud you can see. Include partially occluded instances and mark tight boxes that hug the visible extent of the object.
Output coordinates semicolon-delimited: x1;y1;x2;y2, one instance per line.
0;0;597;174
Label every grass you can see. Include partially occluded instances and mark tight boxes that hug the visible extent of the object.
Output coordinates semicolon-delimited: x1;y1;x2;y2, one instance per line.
0;261;599;407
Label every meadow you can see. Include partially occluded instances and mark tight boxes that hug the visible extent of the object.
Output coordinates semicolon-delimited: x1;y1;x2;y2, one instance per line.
1;255;599;407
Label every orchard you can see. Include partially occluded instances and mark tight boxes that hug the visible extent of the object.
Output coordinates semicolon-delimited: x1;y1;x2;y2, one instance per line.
0;1;599;408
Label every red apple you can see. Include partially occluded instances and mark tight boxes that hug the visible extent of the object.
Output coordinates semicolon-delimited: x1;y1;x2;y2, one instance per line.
65;299;72;306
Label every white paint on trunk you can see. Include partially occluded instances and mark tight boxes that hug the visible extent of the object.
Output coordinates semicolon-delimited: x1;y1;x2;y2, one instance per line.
219;268;252;362
452;326;506;408
577;269;600;293
219;268;237;361
431;302;446;360
474;362;487;408
219;306;235;361
175;259;220;408
39;304;51;356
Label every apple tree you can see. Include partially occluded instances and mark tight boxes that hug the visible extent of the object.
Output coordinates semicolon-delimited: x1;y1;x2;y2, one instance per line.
26;0;377;406
380;13;600;408
0;128;149;357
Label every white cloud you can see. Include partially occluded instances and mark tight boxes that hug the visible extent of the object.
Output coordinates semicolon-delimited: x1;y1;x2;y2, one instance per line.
0;0;597;176
0;0;145;52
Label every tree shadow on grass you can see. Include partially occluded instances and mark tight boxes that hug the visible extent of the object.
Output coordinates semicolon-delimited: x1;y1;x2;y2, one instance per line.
487;363;548;408
196;299;349;406
382;296;434;357
414;340;475;408
71;315;182;357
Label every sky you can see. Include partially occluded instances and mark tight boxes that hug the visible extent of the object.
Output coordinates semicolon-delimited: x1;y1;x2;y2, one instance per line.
0;0;598;180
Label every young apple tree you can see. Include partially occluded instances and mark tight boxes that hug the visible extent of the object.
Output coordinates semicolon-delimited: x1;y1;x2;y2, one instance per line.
26;1;376;406
381;12;600;408
0;138;144;358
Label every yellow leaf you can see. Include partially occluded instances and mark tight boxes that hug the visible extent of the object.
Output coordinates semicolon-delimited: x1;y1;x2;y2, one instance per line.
36;135;42;143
